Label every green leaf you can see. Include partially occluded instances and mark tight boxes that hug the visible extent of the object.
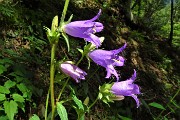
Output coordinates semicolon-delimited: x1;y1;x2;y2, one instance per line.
69;86;85;119
149;102;166;110
12;94;25;103
17;83;28;93
0;65;7;74
4;100;18;120
0;94;6;101
62;33;70;52
29;114;40;120
0;106;4;111
72;94;84;110
4;80;16;89
0;86;10;94
17;83;30;98
83;97;89;106
0;116;8;120
57;102;68;120
118;115;132;120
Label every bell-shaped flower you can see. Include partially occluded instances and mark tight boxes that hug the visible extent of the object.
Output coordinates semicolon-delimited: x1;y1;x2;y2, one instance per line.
98;83;125;105
60;61;87;83
111;70;140;108
88;43;127;81
63;9;104;48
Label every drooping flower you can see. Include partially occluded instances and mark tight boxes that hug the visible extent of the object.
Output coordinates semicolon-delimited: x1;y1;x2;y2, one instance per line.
88;43;127;81
111;70;140;108
63;9;104;48
60;61;87;83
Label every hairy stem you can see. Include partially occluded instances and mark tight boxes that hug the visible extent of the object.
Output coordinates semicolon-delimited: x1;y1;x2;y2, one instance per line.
50;44;56;120
60;0;70;26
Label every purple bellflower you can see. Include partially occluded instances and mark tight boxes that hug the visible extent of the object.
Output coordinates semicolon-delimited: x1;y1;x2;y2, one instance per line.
63;9;103;48
111;70;140;108
60;61;87;83
88;43;127;81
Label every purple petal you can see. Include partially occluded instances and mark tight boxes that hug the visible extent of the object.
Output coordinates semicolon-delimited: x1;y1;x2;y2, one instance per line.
65;21;95;28
87;9;102;22
89;50;113;67
133;84;140;94
131;69;136;81
131;94;140;108
111;81;134;95
60;62;87;83
64;23;90;38
105;65;119;81
89;50;113;60
93;22;104;32
112;56;125;66
85;34;101;47
112;43;127;54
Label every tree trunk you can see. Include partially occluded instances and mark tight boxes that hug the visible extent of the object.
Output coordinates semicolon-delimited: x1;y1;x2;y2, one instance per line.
168;0;174;46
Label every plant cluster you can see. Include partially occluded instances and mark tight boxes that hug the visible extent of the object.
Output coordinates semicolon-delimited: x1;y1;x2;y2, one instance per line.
28;0;141;120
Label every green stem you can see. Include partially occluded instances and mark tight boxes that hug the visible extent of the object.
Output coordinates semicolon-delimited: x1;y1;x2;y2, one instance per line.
50;44;56;120
57;77;70;101
88;95;99;109
60;0;70;26
45;90;50;120
76;54;85;65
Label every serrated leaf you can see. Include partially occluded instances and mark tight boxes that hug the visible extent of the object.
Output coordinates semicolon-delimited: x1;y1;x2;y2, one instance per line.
72;94;84;110
0;94;6;101
18;102;25;112
17;83;27;93
4;100;18;120
57;102;68;120
29;114;40;120
62;33;70;52
149;102;166;110
17;83;29;98
12;94;24;103
0;86;10;94
4;80;16;89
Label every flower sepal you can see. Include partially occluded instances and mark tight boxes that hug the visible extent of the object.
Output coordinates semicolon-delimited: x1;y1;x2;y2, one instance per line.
44;15;60;45
98;83;115;105
60;14;73;30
